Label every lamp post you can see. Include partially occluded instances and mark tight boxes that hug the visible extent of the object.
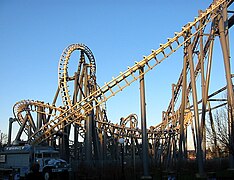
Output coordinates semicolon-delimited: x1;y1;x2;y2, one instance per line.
119;137;125;180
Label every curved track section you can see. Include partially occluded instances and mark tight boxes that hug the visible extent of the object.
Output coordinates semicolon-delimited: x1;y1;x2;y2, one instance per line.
120;114;138;129
58;43;96;109
13;100;65;135
13;100;65;119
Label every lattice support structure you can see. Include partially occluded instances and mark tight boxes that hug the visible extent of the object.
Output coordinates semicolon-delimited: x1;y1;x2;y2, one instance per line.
8;0;234;177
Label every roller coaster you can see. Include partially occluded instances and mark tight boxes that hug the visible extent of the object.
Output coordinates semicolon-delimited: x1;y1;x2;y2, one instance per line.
7;0;234;178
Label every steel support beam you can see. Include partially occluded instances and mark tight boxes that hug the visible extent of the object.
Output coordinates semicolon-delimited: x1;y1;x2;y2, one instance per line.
139;67;151;179
218;5;234;168
15;115;28;142
178;51;187;168
85;111;93;163
46;86;60;123
188;40;205;176
7;118;15;146
37;106;43;129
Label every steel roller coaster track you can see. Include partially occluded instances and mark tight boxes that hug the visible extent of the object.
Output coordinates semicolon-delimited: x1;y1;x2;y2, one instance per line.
11;0;234;174
20;0;230;144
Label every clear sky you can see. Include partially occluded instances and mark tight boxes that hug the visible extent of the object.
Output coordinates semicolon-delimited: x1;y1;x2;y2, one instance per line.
0;0;232;141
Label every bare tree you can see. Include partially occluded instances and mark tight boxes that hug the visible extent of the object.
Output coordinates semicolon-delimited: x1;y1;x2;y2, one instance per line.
206;107;234;157
0;131;8;147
